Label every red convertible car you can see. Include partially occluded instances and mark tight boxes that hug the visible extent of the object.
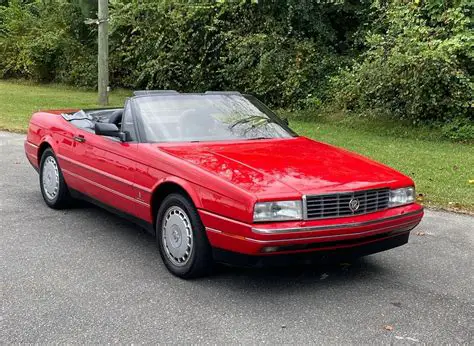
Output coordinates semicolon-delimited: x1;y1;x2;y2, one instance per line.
25;91;423;278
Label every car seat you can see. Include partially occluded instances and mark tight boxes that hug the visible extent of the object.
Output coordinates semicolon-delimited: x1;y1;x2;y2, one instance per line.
109;109;124;127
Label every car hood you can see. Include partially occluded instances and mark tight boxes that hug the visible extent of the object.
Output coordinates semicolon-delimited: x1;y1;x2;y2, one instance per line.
157;137;412;198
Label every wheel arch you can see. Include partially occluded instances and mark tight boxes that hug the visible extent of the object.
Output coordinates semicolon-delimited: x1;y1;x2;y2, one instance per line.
150;179;202;229
37;141;53;166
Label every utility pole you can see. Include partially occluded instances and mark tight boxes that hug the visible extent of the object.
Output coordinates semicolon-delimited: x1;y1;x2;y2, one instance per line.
98;0;109;106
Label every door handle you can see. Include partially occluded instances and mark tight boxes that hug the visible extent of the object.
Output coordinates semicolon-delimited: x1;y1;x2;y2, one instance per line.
73;135;86;143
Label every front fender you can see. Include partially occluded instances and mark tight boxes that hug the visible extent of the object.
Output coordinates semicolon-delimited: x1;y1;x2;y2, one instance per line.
152;176;203;209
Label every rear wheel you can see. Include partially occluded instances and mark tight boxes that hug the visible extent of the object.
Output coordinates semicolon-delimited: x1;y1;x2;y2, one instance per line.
156;193;213;278
39;148;72;209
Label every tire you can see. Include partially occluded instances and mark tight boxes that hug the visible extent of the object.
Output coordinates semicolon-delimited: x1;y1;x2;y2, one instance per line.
39;148;72;209
156;193;213;279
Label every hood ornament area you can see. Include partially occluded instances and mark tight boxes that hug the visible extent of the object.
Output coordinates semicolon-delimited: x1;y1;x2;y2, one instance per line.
349;198;360;212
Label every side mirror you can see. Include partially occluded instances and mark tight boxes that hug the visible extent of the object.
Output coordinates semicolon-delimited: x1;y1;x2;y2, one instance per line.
95;123;126;141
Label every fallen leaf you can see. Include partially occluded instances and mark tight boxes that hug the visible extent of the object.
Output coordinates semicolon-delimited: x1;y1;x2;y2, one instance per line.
416;231;426;236
384;325;394;331
395;336;420;342
453;165;459;171
406;337;420;342
416;193;424;202
469;180;474;184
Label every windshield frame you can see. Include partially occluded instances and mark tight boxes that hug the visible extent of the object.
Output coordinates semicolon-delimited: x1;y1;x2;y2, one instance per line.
129;93;298;144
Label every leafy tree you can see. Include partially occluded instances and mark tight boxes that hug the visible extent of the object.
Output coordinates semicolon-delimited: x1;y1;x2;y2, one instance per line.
0;0;471;139
0;0;96;84
332;0;473;134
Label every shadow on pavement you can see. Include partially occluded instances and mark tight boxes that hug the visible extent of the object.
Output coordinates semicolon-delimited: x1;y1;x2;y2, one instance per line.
57;198;389;290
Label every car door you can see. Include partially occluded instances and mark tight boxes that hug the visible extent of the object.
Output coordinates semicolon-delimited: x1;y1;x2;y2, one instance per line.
69;102;143;218
55;115;94;194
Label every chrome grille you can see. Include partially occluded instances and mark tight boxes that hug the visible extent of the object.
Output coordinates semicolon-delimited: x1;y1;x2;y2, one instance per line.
304;188;390;219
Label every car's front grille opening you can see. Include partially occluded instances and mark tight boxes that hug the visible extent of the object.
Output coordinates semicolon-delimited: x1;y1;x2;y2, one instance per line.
305;188;390;220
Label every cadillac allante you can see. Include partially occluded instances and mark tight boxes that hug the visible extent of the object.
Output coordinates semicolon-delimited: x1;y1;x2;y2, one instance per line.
25;91;424;278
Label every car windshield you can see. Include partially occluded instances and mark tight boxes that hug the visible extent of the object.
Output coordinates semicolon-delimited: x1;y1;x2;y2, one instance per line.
133;94;297;142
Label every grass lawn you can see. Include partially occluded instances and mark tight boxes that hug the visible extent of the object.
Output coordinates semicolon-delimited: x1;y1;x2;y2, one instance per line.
1;80;473;212
0;80;131;132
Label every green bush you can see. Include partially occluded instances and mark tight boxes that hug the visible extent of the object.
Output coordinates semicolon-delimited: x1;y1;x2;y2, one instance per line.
0;0;96;84
332;1;473;124
109;0;350;108
0;2;36;79
220;33;340;108
0;0;368;107
1;0;472;141
441;117;474;141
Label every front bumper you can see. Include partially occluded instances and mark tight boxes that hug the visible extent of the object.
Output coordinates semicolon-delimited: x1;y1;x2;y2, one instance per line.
200;203;423;256
212;231;411;267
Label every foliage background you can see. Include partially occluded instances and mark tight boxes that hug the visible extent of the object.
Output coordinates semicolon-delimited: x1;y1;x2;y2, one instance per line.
0;0;472;139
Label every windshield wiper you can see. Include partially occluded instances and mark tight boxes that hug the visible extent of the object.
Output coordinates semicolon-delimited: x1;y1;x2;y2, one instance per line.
229;116;271;129
248;137;271;140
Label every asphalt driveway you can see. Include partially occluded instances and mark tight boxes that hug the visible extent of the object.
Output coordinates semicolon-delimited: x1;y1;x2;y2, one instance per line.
1;131;473;343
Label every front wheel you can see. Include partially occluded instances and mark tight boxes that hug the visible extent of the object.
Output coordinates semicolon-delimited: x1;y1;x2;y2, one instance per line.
39;148;72;209
156;193;213;279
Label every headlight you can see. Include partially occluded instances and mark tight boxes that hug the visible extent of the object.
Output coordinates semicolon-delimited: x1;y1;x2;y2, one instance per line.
389;187;415;207
253;200;302;222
